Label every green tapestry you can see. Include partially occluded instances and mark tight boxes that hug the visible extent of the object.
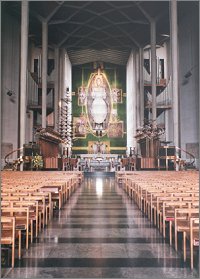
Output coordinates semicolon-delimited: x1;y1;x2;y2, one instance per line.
72;62;126;154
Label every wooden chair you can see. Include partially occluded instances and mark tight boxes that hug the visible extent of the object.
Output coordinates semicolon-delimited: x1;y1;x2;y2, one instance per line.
189;217;199;269
1;207;30;251
1;216;16;267
174;208;199;260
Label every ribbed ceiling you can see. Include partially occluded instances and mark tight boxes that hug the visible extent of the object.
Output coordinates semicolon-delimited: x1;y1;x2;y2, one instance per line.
67;49;130;66
3;1;196;65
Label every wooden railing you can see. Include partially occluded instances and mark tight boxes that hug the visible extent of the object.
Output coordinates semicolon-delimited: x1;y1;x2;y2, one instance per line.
177;146;195;167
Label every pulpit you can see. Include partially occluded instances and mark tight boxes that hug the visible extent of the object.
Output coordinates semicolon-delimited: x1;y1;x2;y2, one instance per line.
138;137;160;158
135;135;160;170
35;128;63;169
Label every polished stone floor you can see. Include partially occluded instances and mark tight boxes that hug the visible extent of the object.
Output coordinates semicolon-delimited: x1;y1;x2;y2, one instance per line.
2;175;199;278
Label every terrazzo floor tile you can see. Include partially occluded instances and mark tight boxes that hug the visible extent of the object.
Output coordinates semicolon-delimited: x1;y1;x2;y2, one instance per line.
2;175;199;278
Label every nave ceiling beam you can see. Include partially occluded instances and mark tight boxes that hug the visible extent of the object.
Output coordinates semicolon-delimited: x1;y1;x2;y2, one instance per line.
49;2;92;25
135;2;152;22
106;1;149;25
45;1;64;23
76;8;141;49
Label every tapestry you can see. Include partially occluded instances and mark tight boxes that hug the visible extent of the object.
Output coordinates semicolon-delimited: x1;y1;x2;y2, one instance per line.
108;122;124;138
73;116;87;138
111;88;122;103
88;141;110;154
78;86;87;106
72;62;126;154
86;69;111;136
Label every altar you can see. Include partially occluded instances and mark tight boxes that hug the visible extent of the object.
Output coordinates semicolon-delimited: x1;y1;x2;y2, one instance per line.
80;154;118;160
78;154;119;172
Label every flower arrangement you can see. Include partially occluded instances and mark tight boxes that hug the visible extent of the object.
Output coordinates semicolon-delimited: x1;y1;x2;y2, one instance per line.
32;154;43;170
135;120;165;140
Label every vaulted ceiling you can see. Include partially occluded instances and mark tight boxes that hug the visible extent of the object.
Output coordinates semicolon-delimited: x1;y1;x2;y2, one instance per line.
2;1;197;65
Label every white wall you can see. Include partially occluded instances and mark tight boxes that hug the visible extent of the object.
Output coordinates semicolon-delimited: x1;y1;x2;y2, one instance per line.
126;50;137;154
64;51;72;151
143;43;168;81
126;52;134;152
178;5;199;161
136;52;140;128
157;43;168;81
143;43;171;142
165;40;172;142
65;52;72;93
1;11;20;165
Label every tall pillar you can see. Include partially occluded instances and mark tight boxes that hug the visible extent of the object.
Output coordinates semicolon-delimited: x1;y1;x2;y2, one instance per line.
42;21;48;128
59;49;64;101
151;20;157;128
170;1;179;142
139;48;144;126
126;50;138;154
20;1;29;171
54;48;59;131
126;51;134;154
0;2;1;162
170;0;179;170
29;40;35;73
58;49;64;130
132;51;137;151
165;41;171;142
61;48;66;99
29;111;34;142
136;51;140;128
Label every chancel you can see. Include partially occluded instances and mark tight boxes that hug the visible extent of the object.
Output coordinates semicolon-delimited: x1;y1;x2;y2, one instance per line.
1;1;199;278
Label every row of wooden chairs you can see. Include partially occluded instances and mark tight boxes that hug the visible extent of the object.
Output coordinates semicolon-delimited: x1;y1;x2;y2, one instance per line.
1;171;83;268
117;171;199;270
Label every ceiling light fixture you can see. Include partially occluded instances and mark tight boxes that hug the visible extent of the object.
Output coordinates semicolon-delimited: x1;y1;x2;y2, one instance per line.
160;33;170;37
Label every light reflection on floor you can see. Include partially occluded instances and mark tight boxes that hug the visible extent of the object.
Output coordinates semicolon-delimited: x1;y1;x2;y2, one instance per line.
2;175;199;278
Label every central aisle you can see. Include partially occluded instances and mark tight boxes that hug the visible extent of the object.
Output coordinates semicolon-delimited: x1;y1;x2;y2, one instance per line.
4;175;198;278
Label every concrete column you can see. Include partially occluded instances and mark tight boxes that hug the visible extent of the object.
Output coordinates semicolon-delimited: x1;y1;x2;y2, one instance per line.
54;48;59;131
139;48;144;126
165;109;169;141
59;49;64;102
151;20;157;128
170;0;180;170
58;49;64;130
20;1;29;171
42;21;48;128
27;39;34;73
30;40;35;73
29;111;34;142
170;2;179;142
126;50;138;154
126;51;134;154
61;48;66;99
165;41;171;142
0;1;1;164
136;51;140;128
132;51;137;151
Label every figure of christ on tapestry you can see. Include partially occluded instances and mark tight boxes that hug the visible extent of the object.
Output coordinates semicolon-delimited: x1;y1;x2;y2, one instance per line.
88;141;110;154
87;69;112;136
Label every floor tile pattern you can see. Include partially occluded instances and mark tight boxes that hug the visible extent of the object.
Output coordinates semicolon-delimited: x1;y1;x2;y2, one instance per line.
2;176;199;278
